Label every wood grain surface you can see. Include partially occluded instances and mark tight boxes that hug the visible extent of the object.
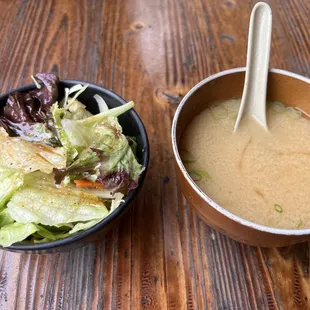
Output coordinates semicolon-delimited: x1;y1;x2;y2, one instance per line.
0;0;309;309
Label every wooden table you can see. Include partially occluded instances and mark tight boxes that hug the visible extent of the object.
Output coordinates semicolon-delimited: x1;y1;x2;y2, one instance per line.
0;0;309;309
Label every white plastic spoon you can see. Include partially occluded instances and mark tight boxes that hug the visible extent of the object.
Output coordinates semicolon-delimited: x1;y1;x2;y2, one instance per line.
234;2;272;132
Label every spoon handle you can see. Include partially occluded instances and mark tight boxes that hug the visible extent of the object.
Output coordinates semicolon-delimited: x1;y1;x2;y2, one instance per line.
234;2;272;131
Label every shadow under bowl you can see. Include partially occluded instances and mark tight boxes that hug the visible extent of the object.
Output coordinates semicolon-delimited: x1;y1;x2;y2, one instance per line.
1;80;149;254
172;67;310;247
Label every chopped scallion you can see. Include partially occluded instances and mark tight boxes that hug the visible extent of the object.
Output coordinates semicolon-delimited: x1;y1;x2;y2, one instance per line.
285;107;302;120
271;102;285;114
297;219;303;229
274;204;283;213
189;170;211;182
179;150;196;163
210;105;228;120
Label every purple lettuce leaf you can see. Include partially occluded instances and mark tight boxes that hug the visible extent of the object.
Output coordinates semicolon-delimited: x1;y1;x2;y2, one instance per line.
0;73;60;145
53;149;100;185
29;73;59;116
98;170;139;193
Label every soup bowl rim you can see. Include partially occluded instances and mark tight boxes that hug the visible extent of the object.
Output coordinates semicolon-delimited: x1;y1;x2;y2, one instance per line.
172;67;310;236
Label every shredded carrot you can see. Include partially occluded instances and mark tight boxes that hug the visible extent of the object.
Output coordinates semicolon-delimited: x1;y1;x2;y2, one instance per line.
74;180;104;189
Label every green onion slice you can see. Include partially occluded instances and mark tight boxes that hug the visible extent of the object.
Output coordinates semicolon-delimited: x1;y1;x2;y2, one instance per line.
189;170;211;182
179;150;196;163
210;105;228;120
271;102;285;114
285;107;302;119
274;204;283;213
297;220;303;229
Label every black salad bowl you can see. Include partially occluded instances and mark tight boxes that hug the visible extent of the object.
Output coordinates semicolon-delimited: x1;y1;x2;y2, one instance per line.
0;80;149;254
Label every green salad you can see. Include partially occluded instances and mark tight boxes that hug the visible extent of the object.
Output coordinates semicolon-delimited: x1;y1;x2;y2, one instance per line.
0;73;143;246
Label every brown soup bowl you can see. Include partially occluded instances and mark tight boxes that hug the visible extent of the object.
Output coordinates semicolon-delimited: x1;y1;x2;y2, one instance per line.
172;67;310;247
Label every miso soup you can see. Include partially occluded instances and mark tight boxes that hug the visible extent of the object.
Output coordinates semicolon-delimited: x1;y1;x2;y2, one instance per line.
180;99;310;229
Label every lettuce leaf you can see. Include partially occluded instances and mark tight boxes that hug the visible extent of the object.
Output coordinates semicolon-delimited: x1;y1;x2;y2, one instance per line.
0;223;38;247
34;224;70;241
31;220;101;243
51;103;78;164
0;73;60;146
58;101;143;191
7;173;109;226
68;219;102;235
33;238;52;244
80;101;134;125
53;148;100;184
29;73;59;116
0;209;15;227
0;128;66;174
97;145;143;191
113;144;143;181
51;99;92;164
2;73;58;124
1;121;58;146
3;93;36;123
0;166;24;208
65;98;92;120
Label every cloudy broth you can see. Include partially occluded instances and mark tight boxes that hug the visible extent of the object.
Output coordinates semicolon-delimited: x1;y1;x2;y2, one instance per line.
180;99;310;229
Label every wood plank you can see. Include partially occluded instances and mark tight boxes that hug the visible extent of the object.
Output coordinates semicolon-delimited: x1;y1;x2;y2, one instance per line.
0;0;308;309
